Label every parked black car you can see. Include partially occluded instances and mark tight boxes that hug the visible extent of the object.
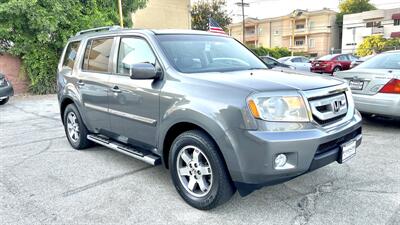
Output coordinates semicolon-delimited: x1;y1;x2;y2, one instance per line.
0;73;14;105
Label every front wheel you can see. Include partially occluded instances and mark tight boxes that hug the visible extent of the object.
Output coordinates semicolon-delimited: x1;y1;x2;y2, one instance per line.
169;130;236;210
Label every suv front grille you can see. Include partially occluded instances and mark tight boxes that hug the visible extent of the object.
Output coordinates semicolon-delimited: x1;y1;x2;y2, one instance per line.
308;92;348;125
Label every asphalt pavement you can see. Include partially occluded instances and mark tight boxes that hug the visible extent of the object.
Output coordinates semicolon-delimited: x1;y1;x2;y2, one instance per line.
0;95;399;225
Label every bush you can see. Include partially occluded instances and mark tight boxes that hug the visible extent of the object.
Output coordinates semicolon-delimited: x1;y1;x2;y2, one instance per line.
249;46;291;59
0;0;147;94
356;36;400;57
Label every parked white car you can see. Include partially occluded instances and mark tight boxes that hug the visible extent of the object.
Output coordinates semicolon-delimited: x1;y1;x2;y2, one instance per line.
334;51;400;118
278;56;311;72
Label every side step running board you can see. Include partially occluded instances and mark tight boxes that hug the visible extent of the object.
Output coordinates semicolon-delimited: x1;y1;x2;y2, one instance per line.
87;134;161;166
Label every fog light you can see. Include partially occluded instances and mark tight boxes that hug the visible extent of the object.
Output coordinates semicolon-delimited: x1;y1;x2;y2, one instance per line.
275;154;287;168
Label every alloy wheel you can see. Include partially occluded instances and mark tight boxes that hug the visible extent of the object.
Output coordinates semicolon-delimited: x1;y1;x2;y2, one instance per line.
176;145;213;197
66;112;80;142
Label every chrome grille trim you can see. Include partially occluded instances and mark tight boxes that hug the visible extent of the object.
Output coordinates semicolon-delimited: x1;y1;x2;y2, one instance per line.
309;93;347;121
302;84;354;127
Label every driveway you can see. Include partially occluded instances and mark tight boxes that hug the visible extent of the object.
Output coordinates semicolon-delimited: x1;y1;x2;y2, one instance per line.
1;95;399;225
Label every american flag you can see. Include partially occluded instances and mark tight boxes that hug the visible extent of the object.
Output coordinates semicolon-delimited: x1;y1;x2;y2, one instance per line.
208;17;226;34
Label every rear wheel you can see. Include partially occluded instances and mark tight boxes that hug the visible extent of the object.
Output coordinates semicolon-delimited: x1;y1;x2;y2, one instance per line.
0;97;9;105
332;66;341;73
63;104;92;150
169;130;235;210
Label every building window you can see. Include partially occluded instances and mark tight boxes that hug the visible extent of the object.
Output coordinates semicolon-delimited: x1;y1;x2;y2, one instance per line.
258;27;263;35
295;39;304;46
296;24;305;30
309;39;315;48
274;30;279;35
366;21;381;28
395;19;400;26
309;21;315;30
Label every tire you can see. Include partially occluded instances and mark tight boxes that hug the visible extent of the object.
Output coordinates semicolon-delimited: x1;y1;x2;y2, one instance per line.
63;104;92;150
0;97;9;105
169;130;236;210
332;66;341;73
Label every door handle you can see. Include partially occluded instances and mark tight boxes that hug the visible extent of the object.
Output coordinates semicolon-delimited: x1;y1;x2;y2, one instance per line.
77;80;85;86
111;86;122;93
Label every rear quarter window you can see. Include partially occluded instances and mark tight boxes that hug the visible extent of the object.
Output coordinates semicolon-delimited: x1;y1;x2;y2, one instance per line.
63;41;81;69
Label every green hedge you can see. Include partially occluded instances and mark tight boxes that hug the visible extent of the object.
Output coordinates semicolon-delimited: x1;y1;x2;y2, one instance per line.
249;46;312;59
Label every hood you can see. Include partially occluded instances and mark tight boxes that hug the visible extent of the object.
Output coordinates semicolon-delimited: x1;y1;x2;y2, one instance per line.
188;69;344;92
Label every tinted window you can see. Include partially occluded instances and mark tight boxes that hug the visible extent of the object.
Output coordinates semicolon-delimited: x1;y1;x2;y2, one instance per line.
337;55;349;61
357;53;400;69
157;35;267;73
117;37;156;75
291;58;301;63
83;38;113;73
300;57;309;63
63;41;80;69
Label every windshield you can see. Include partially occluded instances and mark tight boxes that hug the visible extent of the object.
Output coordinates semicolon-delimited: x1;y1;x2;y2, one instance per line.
357;53;400;70
156;34;267;73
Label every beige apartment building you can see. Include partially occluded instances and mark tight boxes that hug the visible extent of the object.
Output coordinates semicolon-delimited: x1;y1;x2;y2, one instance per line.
228;9;340;57
132;0;191;29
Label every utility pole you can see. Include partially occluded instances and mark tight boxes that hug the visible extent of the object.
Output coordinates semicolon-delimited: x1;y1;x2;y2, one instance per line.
235;1;250;44
241;0;245;43
118;0;124;28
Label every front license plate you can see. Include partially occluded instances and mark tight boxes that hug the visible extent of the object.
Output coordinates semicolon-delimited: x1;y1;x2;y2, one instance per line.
340;140;356;163
349;80;364;90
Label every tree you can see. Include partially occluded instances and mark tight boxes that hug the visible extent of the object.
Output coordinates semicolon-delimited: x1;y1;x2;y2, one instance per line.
356;36;400;56
0;0;147;94
336;0;376;25
191;0;232;31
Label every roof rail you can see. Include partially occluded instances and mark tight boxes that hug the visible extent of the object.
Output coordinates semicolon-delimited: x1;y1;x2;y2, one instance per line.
75;26;121;36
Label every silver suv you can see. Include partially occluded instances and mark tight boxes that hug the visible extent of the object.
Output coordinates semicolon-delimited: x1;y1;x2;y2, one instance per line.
57;27;362;210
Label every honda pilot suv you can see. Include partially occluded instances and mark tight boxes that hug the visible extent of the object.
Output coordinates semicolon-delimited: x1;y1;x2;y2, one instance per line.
57;27;362;210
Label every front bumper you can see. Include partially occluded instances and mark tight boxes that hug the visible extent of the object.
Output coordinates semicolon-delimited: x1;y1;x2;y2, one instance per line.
0;81;14;99
232;112;362;196
353;93;400;118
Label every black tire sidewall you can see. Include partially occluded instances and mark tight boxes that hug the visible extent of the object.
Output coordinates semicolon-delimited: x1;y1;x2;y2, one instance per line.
169;130;232;209
0;97;9;105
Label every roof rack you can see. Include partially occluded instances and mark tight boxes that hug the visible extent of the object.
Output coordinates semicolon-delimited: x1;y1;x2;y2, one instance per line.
75;26;121;36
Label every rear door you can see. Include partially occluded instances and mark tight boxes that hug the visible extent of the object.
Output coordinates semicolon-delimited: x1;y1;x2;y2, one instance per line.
78;37;115;132
108;36;161;148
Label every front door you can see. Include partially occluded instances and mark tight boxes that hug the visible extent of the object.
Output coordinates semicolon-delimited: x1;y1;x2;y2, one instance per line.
109;36;161;148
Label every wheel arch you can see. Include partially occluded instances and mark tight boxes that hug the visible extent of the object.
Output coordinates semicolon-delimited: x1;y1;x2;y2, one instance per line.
159;112;244;182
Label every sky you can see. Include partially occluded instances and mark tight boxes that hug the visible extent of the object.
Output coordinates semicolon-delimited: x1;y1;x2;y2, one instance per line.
192;0;400;23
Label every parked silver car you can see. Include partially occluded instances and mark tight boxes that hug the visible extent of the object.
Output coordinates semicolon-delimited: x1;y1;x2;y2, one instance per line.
334;51;400;118
278;56;311;72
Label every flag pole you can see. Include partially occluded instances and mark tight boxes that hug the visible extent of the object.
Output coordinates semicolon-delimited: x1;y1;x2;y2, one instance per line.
118;0;124;28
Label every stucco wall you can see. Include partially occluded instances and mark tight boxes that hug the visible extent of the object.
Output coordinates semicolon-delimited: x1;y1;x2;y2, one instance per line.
132;0;191;29
0;53;28;94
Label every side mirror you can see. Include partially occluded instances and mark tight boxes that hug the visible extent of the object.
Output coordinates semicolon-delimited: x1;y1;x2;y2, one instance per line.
127;63;159;80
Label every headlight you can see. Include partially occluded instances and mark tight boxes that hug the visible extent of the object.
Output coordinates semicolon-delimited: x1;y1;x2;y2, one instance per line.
247;93;310;122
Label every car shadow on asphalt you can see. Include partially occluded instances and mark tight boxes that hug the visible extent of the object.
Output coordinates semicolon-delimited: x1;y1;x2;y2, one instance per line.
362;114;400;129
